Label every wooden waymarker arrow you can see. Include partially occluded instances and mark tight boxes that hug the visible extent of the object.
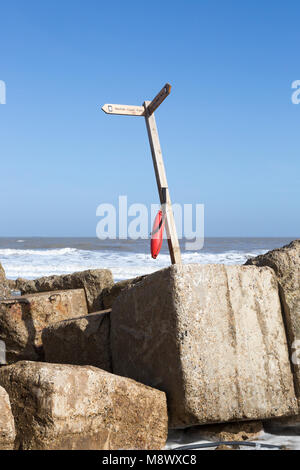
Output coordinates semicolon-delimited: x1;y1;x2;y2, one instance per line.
146;83;171;116
101;83;182;265
102;104;145;116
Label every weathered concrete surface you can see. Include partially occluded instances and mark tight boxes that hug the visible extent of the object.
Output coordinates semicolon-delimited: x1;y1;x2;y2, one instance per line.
16;269;114;312
0;263;9;299
42;310;111;371
102;276;146;309
111;264;298;428
246;240;300;401
0;361;168;450
0;289;88;363
0;385;16;450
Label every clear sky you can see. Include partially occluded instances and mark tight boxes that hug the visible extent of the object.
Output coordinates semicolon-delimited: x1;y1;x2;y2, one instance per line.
0;0;299;237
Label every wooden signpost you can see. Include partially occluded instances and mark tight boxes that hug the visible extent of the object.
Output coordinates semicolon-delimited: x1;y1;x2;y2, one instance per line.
102;83;182;265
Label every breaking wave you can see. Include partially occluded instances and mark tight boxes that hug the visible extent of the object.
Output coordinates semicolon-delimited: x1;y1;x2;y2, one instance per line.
0;246;268;282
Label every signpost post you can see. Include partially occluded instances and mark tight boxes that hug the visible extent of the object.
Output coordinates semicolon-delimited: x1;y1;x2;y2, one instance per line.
102;83;182;265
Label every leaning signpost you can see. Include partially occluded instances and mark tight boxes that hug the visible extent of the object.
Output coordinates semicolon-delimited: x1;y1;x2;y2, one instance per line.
102;83;182;265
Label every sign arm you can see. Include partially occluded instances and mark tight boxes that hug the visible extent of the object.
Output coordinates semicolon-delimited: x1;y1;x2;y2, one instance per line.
146;83;171;115
102;104;145;116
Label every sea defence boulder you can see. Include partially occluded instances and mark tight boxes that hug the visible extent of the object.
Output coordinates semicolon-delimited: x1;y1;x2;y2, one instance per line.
0;386;16;450
16;269;114;312
0;361;168;450
0;263;9;299
0;289;88;363
246;240;300;400
42;310;111;371
102;276;146;309
111;264;298;428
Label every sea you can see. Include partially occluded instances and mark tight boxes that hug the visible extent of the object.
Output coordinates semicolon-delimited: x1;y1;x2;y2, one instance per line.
0;236;296;281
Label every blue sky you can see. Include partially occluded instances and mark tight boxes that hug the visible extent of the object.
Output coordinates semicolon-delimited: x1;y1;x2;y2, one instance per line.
0;0;299;237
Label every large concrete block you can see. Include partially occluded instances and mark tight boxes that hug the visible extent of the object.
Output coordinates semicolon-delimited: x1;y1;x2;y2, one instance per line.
111;264;298;428
0;385;16;450
42;310;111;371
246;240;300;399
0;361;168;450
16;269;114;312
0;289;88;363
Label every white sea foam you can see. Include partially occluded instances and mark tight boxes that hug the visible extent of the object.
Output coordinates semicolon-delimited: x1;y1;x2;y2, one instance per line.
0;247;268;282
0;247;77;257
166;429;300;450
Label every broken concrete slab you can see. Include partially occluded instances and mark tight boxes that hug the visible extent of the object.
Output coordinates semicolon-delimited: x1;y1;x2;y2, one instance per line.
168;420;263;448
0;289;88;363
111;264;298;428
0;385;16;450
0;361;168;450
189;421;263;442
42;310;111;371
16;269;114;312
